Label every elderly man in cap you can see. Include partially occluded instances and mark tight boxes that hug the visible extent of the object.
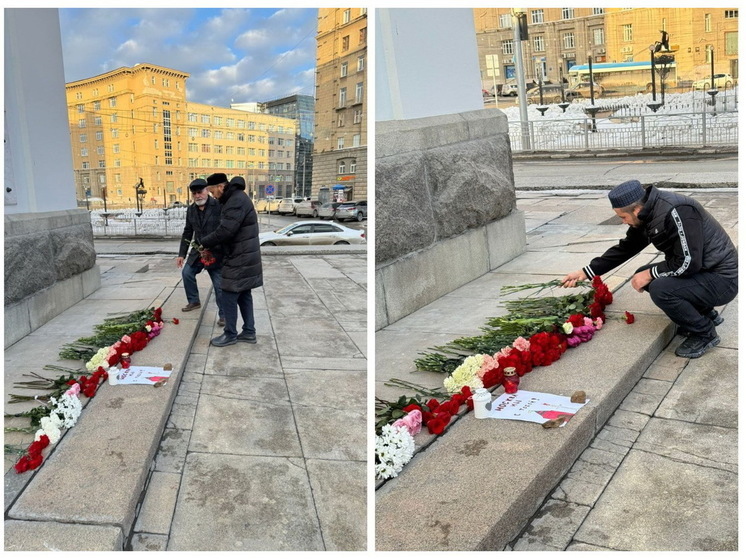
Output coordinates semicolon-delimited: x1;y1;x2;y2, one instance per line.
177;178;225;326
200;175;263;347
563;180;737;359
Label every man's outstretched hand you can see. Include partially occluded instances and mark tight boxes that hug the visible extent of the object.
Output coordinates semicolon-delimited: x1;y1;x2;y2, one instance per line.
561;270;587;288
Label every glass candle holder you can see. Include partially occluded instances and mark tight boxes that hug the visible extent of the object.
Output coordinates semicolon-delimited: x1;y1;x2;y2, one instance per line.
120;353;131;369
503;367;519;394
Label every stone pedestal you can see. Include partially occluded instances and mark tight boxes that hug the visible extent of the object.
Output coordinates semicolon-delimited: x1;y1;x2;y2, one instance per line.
4;210;99;348
375;109;525;329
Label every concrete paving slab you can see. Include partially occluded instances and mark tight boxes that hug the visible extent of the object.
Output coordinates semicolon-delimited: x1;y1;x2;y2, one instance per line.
654;347;737;429
293;405;366;461
634;417;737;474
203;335;283;378
573;449;737;550
512;499;591;551
154;428;191;474
618;378;672;415
4;519;123;551
131;533;169;551
496;250;604;275
168;453;323;551
306;459;366;551
280;355;367;371
189;395;302;457
288;256;348;279
134;471;182;534
382;293;503;334
272;316;362;359
284;369;366;410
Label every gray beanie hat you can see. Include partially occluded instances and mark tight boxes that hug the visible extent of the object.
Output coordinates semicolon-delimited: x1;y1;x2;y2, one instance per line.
608;180;645;208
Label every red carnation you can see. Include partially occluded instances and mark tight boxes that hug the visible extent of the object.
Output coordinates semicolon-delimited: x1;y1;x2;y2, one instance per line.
27;454;44;470
426;415;449;435
172;318;180;325
567;313;586;327
402;403;422;414
450;393;466;407
426;399;441;413
14;456;31;474
625;311;635;324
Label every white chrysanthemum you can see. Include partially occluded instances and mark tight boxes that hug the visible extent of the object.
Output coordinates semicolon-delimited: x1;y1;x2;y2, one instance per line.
50;394;83;428
375;424;415;480
443;354;486;394
36;414;63;444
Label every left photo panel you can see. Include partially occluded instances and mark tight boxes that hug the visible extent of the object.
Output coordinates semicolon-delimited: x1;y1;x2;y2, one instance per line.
4;7;367;552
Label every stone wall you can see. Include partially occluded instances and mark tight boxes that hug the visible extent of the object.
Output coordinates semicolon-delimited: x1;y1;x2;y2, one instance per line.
375;109;526;329
5;210;100;348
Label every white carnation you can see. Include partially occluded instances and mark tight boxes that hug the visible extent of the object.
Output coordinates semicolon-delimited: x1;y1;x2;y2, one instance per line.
375;424;415;480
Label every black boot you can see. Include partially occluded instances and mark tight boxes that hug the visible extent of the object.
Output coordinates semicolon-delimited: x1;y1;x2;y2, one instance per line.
675;332;720;358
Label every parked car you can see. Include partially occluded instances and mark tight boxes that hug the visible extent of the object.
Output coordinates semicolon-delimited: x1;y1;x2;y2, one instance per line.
277;197;306;215
259;221;366;246
168;201;185;209
295;199;321;218
318;202;343;220
334;200;367;222
256;196;281;213
692;73;735;90
501;81;519;96
525;84;567;105
565;81;605;100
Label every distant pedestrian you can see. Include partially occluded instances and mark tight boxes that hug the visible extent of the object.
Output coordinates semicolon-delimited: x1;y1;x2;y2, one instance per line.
200;174;263;347
562;180;737;359
177;178;225;326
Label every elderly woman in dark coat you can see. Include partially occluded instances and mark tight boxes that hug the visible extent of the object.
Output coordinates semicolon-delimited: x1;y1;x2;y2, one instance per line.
200;174;263;347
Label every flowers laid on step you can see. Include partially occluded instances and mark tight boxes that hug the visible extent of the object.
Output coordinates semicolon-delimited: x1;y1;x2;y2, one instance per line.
6;307;164;474
375;424;416;480
376;277;627;481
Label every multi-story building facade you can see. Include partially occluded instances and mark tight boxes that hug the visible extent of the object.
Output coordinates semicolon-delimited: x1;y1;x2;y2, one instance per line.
474;8;607;90
65;63;296;208
474;8;738;92
313;7;367;204
263;94;315;198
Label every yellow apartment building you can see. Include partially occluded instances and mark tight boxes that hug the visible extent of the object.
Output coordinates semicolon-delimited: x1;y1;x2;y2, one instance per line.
313;7;367;204
65;63;297;208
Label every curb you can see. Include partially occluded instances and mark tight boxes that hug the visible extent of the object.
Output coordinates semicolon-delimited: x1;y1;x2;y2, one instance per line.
512;147;737;160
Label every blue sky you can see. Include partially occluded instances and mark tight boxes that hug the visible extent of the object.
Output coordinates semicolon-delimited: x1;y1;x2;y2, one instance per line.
59;8;318;107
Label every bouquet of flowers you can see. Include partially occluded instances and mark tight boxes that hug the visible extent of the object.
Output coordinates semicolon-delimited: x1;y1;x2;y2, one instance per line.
185;239;217;267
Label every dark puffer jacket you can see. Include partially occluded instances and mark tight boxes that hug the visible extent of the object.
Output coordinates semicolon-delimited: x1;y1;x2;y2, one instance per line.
583;186;738;281
200;179;263;293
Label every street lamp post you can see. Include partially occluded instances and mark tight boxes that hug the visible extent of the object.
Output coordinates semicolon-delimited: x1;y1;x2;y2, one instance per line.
584;53;600;131
512;8;530;150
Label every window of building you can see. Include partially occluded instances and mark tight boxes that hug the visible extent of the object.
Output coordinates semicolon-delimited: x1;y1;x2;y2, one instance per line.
350;159;357;173
238;133;246;141
725;32;737;55
237;161;246;169
188;113;197;122
226;146;234;155
561;8;574;19
724;10;737;18
502;40;514;55
162;78;170;87
93;101;101;110
593;8;604;15
97;146;104;155
115;159;121;167
357;55;365;72
355;82;364;103
110;113;118;123
352;134;361;147
94;116;102;126
359;27;367;44
80;134;87;142
108;97;116;108
82;162;90;169
98;160;106;168
201;129;210;138
499;13;512;28
202;144;210;153
237;120;245;128
237;147;246;155
95;131;103;141
533;35;545;52
188;158;198;166
214;131;223;139
152;107;158;117
562;32;575;49
81;148;88;156
215;145;223;154
593;27;604;45
202;158;210;166
339;87;347;107
188;143;198;152
338;112;345;127
214;116;222;126
77;104;84;113
341;62;348;77
704;13;711;32
188;127;198;137
78;119;86;128
343;9;350;23
114;174;121;183
201;114;210;124
154;123;160;133
338;160;346;174
111;129;119;138
353;109;363;124
531;9;544;24
154;139;159;150
248;121;256;130
342;35;350;51
113;144;120;153
622;24;633;42
337;137;345;149
76;92;83;100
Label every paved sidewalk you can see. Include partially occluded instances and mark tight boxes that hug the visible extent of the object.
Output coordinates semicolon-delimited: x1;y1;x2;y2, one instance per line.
375;188;737;551
4;248;367;551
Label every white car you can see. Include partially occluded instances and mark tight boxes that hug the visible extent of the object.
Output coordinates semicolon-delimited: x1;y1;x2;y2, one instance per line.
692;73;735;90
277;197;306;215
259;221;366;246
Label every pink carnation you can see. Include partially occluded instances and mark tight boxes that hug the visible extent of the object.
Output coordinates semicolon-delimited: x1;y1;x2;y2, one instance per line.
512;336;530;352
392;409;423;437
121;334;132;344
477;354;498;380
64;383;81;397
498;346;513;358
583;317;594;328
594;317;604;330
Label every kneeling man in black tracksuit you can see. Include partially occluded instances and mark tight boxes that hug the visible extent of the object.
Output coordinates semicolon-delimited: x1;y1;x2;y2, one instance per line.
563;179;737;359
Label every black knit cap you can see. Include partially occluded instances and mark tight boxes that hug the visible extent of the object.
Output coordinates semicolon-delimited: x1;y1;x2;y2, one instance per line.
206;172;228;186
188;178;209;192
229;176;246;190
608;180;645;209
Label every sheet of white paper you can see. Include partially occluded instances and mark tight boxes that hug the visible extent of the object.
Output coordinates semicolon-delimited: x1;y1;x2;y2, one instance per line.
487;390;588;426
109;365;172;385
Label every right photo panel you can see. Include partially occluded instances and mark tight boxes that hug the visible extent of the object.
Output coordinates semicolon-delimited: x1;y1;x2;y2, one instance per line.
374;7;738;552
